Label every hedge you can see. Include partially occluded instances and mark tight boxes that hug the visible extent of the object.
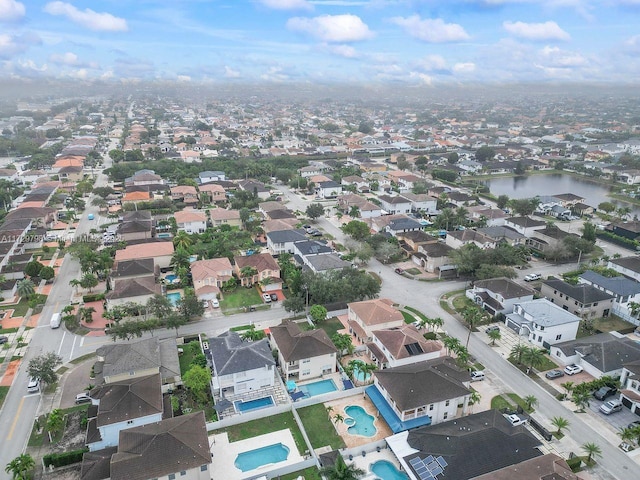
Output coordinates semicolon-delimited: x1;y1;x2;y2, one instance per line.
82;293;106;303
43;448;88;468
596;231;639;250
566;456;582;472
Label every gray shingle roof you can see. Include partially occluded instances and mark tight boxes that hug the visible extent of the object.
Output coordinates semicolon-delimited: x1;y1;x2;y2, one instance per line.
610;256;640;274
542;278;614;304
579;270;640;297
553;333;640;373
209;331;274;376
266;229;307;243
270;321;337;362
304;253;351;272
472;278;535;299
294;240;332;256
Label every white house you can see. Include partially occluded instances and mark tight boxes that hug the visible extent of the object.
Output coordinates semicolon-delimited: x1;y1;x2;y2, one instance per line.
378;194;412;215
620;360;640;415
266;229;307;255
578;270;640;321
368;324;443;369
209;331;275;395
198;170;226;183
174;209;208;234
505;299;580;348
504;216;547;237
315;180;342;198
465;278;535;316
608;256;640;283
400;193;438;214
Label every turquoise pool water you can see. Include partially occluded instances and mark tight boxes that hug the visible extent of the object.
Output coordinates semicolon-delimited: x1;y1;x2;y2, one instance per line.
167;292;181;306
353;367;371;383
299;379;337;397
234;443;289;472
345;405;377;437
165;274;179;284
234;396;274;413
371;460;409;480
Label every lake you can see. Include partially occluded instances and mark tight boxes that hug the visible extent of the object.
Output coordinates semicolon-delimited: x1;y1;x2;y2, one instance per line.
482;174;640;216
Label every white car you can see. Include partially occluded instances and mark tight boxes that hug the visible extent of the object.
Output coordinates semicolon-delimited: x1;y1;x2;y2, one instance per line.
504;414;527;426
524;273;541;282
564;364;584;375
210;299;219;308
262;293;272;303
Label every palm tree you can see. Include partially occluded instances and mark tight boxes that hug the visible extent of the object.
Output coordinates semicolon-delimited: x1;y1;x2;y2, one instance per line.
5;453;35;480
359;363;377;383
326;405;334;420
560;381;574;396
173;231;192;251
332;413;345;425
581;442;602;464
80;273;99;293
619;427;636;444
46;408;65;442
551;416;569;436
524;395;538;412
240;326;265;341
431;317;444;333
16;279;35;300
462;307;484;349
319;455;365;480
443;336;461;356
521;347;546;374
170;248;191;271
468;391;481;414
488;328;501;346
510;344;527;365
572;390;591;412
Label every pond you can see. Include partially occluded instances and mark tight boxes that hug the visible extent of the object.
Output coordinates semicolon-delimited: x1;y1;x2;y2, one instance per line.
482;174;640;216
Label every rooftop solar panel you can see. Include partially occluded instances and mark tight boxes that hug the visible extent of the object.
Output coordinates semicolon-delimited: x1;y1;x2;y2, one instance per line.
436;456;448;468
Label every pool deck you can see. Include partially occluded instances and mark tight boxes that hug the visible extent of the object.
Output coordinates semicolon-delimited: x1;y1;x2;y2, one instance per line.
210;429;304;480
347;448;407;480
324;396;392;448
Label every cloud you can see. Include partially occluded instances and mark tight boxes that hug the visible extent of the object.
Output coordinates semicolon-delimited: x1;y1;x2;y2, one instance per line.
390;15;470;43
177;75;191;82
113;57;154;78
224;65;241;78
539;45;586;67
503;20;570;41
49;51;99;68
0;32;41;58
453;62;476;73
0;0;25;22
258;0;313;10
260;66;290;82
325;44;358;58
287;14;373;42
416;54;448;71
43;2;128;32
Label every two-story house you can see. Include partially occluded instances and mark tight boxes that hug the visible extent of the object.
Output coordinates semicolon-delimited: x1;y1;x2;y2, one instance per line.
114;241;174;271
269;321;337;382
378;194;412;215
505;299;581;348
198;170;226;183
541;277;614;319
399;192;438;214
466;278;535;316
208;207;241;227
198;183;227;204
445;229;496;250
170;185;199;205
234;252;280;288
209;331;275;395
315;180;342;199
504;216;547;237
266;229;307;255
190;257;233;300
117;211;154;242
608;256;640;282
174;208;208;234
475;225;525;246
347;298;405;343
335;194;382;219
527;226;577;254
367;324;443;369
109;258;157;291
620;359;640;415
578;270;640;320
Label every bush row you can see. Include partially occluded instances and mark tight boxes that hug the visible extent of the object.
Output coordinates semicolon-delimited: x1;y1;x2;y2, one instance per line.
43;448;88;468
82;293;106;303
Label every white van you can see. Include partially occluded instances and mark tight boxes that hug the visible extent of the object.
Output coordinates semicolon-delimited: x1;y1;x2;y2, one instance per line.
27;377;40;393
50;313;61;329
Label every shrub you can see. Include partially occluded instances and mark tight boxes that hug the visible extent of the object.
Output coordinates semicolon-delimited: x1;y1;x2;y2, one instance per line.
43;448;88;468
566;456;582;472
423;332;438;340
82;293;105;303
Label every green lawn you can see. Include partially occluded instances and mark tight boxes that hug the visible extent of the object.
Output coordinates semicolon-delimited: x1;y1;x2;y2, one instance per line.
0;327;19;334
297;404;346;450
220;287;263;311
214;411;307;454
491;395;515;411
179;341;201;376
317;317;345;339
452;295;475;313
405;306;428;322
279;468;321;480
0;386;8;410
402;310;416;324
405;268;422;275
0;298;30;317
506;393;535;413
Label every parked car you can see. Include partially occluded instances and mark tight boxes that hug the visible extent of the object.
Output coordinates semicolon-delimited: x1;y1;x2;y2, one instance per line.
262;293;272;303
0;335;8;345
270;293;278;302
627;420;640;429
600;399;623;415
210;299;219;308
394;268;404;274
485;325;500;334
594;386;617;400
470;371;485;382
75;393;92;404
504;413;527;426
27;377;40;393
524;273;541;282
564;364;584;375
619;442;635;452
545;369;564;379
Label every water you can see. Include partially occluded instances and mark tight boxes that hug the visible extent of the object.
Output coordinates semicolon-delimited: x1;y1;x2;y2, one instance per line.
166;292;181;306
156;232;171;238
165;274;179;284
370;460;409;480
298;379;337;397
234;443;290;472
482;174;640;216
353;367;371;383
234;396;274;413
345;405;377;437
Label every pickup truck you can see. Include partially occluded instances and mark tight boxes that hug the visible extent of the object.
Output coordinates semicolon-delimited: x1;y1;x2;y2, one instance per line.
504;413;528;426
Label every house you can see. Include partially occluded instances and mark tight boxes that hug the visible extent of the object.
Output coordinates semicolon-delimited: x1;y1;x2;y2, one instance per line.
174;208;208;234
386;409;543;480
170;185;199;204
445;229;496;250
578;270;640;320
208;208;241;227
572;202;595;217
237;179;271;199
365;357;472;433
108;412;211;480
466;278;535;316
396;230;438;254
527;226;577;253
610;221;640;241
504;216;547;237
473;453;585;480
336;194;382;219
385;217;424;237
315;180;342;198
106;276;161;309
447;191;475;207
292;239;332;259
115;241;174;270
209;331;275;395
303;253;352;273
94;337;181;392
198;183;226;203
341;175;369;192
540;277;614;318
413;243;455;274
347;298;404;343
263;218;299;233
468;206;508;227
553;193;584;208
109;258;157;290
378;194;412;215
125;169;164;187
400;193;438;214
190;257;233;300
269;321;338;381
86;374;164;451
298;165;323;178
367;324;443;369
117;211;154;241
620;359;640;415
258;201;288;216
505;299;581;348
550;333;640;378
266;229;307;255
608;256;640;282
198;170;226;183
234;252;280;287
121;191;151;205
476;225;525;246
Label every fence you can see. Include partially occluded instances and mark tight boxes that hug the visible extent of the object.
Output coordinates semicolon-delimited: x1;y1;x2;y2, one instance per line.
206;403;292;431
292;385;367;409
244;458;318;480
612;306;640;327
339;439;389;460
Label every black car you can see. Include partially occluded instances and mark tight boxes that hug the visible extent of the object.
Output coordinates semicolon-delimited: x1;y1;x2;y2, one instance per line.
270;293;278;302
594;386;617;401
0;336;8;345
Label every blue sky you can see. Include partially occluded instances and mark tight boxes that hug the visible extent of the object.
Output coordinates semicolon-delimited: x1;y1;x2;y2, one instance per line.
1;0;640;84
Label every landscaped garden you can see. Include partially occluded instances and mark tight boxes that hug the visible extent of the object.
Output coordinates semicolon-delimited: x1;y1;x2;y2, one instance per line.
219;286;263;311
176;340;217;421
297;404;346;450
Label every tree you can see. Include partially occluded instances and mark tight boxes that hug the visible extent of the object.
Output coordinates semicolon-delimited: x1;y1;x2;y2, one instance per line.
510;344;528;365
39;266;55;282
240;326;266;341
28;352;62;386
16;279;35;299
5;453;35;480
80;273;99;293
462;307;485;349
475;145;496;162
341;220;370;241
183;365;211;404
572;390;591;412
496;194;510;210
108;149;124;162
348;205;360;218
304;301;327;322
397;158;410;171
332;333;354;358
319;455;365;480
374;241;402;264
146;294;173;319
332;413;345;425
443;336;461;356
582;222;597;243
524;395;538;411
447;152;459;164
509;197;540;216
46;408;65;441
581;442;602;464
171;248;191;271
551;416;569;436
487;328;501;346
24;260;44;278
283;295;306;313
306;203;325;221
354;243;374;265
176;291;205;321
173;231;192;251
522;347;546;374
597;201;616;214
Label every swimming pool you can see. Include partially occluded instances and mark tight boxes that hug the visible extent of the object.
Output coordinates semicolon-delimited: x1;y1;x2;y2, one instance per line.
165;274;179;284
234;396;275;413
234;443;290;472
157;232;171;238
298;379;337;397
353;366;372;383
370;460;409;480
166;292;182;306
345;405;377;437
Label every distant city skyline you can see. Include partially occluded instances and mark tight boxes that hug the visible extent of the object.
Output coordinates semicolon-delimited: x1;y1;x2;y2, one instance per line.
1;0;640;84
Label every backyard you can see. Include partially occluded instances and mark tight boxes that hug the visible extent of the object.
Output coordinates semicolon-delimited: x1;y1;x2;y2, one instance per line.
177;340;217;421
219;286;263;311
300;316;344;339
297;404;346;450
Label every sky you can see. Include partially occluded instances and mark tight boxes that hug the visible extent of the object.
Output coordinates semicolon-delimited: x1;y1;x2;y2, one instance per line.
1;0;640;85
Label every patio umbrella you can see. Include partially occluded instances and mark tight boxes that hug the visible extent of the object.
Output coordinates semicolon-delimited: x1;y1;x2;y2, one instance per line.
213;398;232;413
